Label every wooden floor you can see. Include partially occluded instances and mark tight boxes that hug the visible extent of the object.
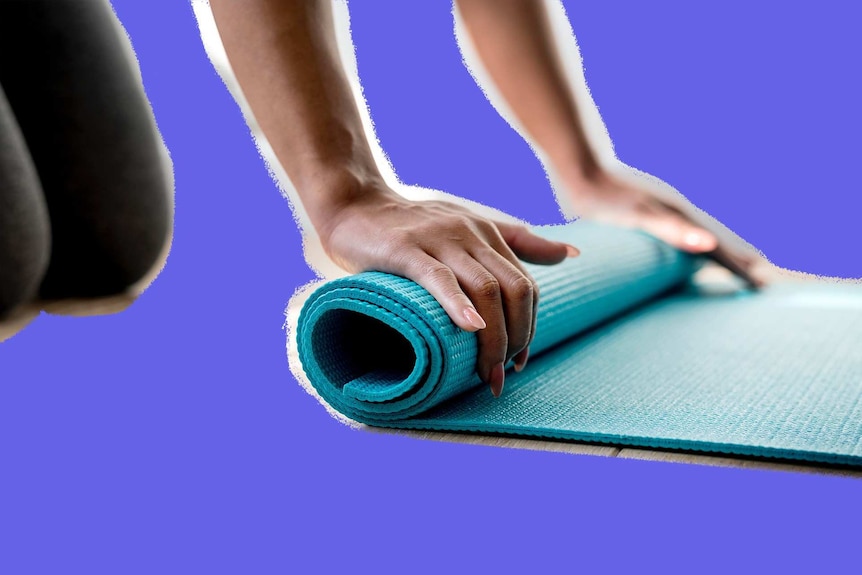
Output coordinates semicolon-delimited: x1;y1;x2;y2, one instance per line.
377;429;862;479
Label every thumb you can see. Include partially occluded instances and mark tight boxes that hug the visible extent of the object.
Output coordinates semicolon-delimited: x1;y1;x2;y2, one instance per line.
636;210;719;254
495;222;579;265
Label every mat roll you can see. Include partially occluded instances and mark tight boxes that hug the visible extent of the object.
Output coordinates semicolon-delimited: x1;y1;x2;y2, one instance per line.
297;223;697;425
296;221;862;467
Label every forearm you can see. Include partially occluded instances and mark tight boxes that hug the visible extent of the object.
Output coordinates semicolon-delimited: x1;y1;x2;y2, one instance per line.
209;0;388;233
456;0;601;182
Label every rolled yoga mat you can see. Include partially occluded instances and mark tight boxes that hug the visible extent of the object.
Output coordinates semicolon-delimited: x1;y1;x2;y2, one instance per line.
297;222;862;467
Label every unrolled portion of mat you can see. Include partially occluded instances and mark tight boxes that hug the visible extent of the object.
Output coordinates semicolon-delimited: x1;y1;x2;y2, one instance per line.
405;283;862;466
296;221;862;467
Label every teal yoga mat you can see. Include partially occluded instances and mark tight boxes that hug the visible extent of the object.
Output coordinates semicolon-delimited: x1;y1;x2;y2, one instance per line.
297;222;862;467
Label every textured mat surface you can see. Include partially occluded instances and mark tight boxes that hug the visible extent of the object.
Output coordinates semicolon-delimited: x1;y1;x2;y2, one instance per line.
297;222;862;466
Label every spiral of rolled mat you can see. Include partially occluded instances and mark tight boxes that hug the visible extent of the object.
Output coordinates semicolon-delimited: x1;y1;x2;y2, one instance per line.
297;222;697;426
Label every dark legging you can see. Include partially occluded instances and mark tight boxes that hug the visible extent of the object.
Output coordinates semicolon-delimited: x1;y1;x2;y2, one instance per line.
0;0;173;317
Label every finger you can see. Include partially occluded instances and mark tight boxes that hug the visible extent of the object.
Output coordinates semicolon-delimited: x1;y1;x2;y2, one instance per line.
654;202;766;287
443;251;509;398
634;204;718;254
480;225;541;369
470;246;535;365
396;250;488;333
495;222;579;265
513;276;538;373
709;244;766;289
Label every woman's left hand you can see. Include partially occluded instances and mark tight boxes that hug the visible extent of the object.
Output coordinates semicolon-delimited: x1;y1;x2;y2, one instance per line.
565;171;765;288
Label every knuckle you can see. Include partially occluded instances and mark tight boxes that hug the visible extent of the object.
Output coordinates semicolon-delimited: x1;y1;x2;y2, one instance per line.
424;262;455;285
506;275;534;301
474;218;497;235
507;224;529;241
425;265;468;302
471;274;500;300
446;214;475;241
456;215;476;230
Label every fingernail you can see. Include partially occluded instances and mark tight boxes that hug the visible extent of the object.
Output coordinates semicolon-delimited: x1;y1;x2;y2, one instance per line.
489;363;505;398
683;231;713;250
514;348;529;373
565;244;580;258
463;307;486;330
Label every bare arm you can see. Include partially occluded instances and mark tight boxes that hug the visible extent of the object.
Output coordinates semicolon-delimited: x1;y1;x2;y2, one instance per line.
209;0;379;232
209;0;580;394
456;0;600;183
456;0;761;284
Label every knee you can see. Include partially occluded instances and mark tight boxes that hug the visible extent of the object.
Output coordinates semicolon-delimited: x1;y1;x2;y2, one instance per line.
39;153;174;300
0;209;50;318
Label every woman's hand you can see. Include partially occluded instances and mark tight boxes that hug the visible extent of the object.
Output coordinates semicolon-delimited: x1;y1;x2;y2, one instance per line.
455;0;763;286
316;178;579;398
565;171;764;287
210;0;581;398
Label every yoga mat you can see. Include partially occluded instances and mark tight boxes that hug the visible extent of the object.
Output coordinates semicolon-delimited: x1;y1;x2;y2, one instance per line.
296;222;862;467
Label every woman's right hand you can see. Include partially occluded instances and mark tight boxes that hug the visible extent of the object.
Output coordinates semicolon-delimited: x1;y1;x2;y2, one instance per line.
314;177;579;398
210;0;578;398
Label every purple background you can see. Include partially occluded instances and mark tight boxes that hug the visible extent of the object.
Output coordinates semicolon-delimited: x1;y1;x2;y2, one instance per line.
2;1;860;572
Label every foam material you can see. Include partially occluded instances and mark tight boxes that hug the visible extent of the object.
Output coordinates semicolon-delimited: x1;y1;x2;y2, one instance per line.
297;222;862;467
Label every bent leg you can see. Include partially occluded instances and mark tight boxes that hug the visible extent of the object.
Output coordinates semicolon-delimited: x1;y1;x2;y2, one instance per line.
0;85;50;318
0;0;174;300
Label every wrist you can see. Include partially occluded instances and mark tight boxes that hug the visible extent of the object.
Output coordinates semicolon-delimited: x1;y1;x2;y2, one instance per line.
545;139;605;186
556;156;608;190
301;164;399;246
